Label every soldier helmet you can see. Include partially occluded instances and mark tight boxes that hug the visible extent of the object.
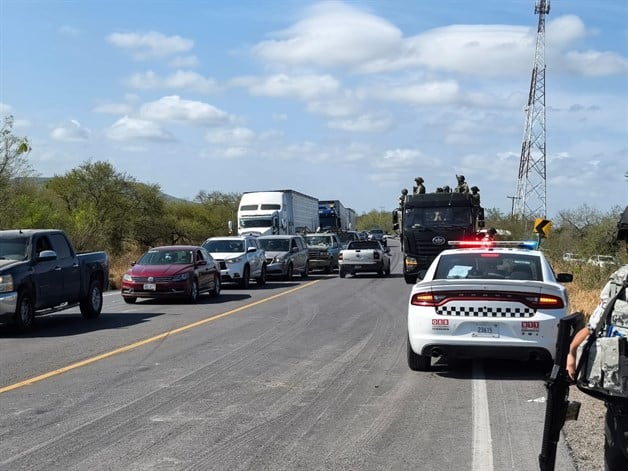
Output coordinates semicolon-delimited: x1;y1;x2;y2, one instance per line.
401;188;408;195
456;174;465;182
471;186;479;192
415;176;424;183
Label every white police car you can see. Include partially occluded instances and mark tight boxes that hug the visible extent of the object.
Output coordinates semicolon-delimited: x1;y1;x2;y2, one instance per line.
407;240;573;371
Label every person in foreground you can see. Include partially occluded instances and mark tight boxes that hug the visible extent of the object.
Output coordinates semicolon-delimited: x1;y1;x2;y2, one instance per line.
566;209;628;471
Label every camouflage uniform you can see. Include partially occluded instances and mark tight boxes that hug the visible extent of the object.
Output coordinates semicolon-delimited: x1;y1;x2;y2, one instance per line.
580;264;628;470
455;175;469;194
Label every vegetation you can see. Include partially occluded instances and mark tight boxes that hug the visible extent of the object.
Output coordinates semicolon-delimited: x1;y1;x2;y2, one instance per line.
1;115;625;304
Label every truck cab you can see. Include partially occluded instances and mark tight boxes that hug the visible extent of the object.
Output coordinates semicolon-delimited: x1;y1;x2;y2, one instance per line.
393;192;484;284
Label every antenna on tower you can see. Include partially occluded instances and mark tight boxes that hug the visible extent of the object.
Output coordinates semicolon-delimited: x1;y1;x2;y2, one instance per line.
513;0;550;220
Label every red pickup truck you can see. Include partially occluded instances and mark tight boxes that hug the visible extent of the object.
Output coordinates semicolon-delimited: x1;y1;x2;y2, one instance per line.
0;229;109;332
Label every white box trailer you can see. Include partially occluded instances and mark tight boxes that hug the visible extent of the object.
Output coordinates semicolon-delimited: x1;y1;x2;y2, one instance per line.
237;190;319;236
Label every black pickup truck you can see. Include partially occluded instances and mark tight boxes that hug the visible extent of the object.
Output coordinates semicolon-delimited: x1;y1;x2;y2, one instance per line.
0;229;109;332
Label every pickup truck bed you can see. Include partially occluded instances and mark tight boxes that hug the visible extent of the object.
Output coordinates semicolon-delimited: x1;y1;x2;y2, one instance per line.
338;240;391;278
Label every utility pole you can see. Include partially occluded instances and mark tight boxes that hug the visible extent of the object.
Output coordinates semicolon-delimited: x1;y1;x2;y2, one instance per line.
507;196;520;218
514;0;549;220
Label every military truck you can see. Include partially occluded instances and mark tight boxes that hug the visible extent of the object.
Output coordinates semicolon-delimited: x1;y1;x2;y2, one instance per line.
393;192;484;284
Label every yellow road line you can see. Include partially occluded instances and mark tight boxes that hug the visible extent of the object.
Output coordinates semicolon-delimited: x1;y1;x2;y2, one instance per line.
0;280;320;394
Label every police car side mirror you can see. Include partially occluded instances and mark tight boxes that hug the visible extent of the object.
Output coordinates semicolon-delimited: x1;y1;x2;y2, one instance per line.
556;273;573;283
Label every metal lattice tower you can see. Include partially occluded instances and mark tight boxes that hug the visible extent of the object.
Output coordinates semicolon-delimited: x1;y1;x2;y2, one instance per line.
514;0;549;220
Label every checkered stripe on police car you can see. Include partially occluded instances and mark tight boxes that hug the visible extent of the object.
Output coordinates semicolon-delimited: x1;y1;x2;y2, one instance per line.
436;305;535;317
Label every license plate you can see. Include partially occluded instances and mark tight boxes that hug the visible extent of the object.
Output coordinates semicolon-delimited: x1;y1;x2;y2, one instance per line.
473;324;499;338
143;283;156;291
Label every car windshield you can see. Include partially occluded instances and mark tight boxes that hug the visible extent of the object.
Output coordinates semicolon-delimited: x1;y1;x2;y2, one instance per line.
0;237;29;260
434;252;542;281
259;238;290;252
139;249;193;265
306;236;333;247
203;240;245;253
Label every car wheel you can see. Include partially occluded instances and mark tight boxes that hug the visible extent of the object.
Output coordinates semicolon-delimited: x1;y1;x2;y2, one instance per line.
123;296;137;304
80;279;103;319
407;335;430;371
377;269;384;277
301;261;309;278
404;274;418;284
14;289;35;333
324;264;332;274
210;275;221;297
385;264;391;276
188;279;199;303
239;266;250;289
284;263;294;281
256;264;267;286
339;268;346;278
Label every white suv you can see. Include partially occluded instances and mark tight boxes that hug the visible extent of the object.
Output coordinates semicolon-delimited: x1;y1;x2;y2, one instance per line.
202;236;267;288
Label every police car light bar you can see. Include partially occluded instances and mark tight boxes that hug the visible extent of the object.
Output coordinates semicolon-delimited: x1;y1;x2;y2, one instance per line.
448;240;539;249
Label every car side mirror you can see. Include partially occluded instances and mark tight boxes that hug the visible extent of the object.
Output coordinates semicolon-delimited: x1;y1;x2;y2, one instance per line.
556;273;573;283
197;259;207;266
37;249;57;261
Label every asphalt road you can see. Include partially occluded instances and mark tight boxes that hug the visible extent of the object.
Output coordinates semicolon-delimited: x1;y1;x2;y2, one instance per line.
0;241;576;471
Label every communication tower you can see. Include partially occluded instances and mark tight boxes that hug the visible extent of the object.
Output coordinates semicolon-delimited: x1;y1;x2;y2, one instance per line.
513;0;549;220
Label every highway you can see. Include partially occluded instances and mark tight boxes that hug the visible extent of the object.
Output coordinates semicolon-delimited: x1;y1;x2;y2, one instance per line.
0;241;576;470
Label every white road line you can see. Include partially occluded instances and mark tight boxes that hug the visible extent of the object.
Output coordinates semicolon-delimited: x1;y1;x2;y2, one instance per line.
472;360;494;471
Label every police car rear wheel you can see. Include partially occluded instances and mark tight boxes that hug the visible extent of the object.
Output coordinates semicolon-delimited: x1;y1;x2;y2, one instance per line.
407;335;430;371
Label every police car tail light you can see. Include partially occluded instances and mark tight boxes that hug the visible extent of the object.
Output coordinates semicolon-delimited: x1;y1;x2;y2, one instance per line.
524;294;564;309
411;292;446;306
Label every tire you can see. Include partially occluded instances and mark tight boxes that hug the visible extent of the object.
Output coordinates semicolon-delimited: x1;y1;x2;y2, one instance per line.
284;263;294;281
404;274;418;284
14;290;35;333
209;275;221;297
301;261;309;278
385;262;391;276
324;264;332;274
188;279;199;303
123;296;137;304
239;266;250;289
80;279;103;319
256;264;267;286
339;268;346;278
377;269;384;277
407;335;430;371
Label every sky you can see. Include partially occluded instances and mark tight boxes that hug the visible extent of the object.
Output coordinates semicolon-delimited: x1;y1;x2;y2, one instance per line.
1;0;626;217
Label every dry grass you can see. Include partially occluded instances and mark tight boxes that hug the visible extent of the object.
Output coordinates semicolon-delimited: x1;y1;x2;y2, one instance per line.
108;249;145;290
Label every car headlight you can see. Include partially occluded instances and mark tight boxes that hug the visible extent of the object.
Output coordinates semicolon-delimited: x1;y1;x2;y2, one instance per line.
226;255;244;264
172;272;190;282
0;274;14;293
274;254;288;263
122;273;133;282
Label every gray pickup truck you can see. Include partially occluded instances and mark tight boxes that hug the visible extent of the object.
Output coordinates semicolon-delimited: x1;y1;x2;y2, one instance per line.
0;229;109;332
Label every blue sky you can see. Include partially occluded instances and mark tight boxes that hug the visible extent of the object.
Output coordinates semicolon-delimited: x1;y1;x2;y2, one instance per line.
1;0;626;217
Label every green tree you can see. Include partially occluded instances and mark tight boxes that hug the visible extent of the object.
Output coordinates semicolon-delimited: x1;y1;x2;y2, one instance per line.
0;115;33;227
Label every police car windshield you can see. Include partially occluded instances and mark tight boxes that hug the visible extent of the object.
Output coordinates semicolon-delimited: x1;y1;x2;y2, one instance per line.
434;252;541;281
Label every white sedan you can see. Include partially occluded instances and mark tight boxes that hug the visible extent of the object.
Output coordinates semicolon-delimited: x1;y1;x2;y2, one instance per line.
407;241;573;371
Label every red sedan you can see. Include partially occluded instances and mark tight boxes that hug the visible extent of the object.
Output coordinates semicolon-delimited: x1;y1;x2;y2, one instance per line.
121;245;221;304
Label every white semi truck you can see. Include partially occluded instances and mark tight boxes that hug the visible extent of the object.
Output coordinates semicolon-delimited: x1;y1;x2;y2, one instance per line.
237;190;319;236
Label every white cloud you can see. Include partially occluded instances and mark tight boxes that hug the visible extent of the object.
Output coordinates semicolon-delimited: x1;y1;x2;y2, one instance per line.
239;74;340;100
106;116;176;142
107;31;193;59
50;120;90;141
168;55;200;68
328;113;392;132
369;80;461;105
205;127;256;145
126;70;218;93
252;1;402;69
139;96;231;126
0;103;12;115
